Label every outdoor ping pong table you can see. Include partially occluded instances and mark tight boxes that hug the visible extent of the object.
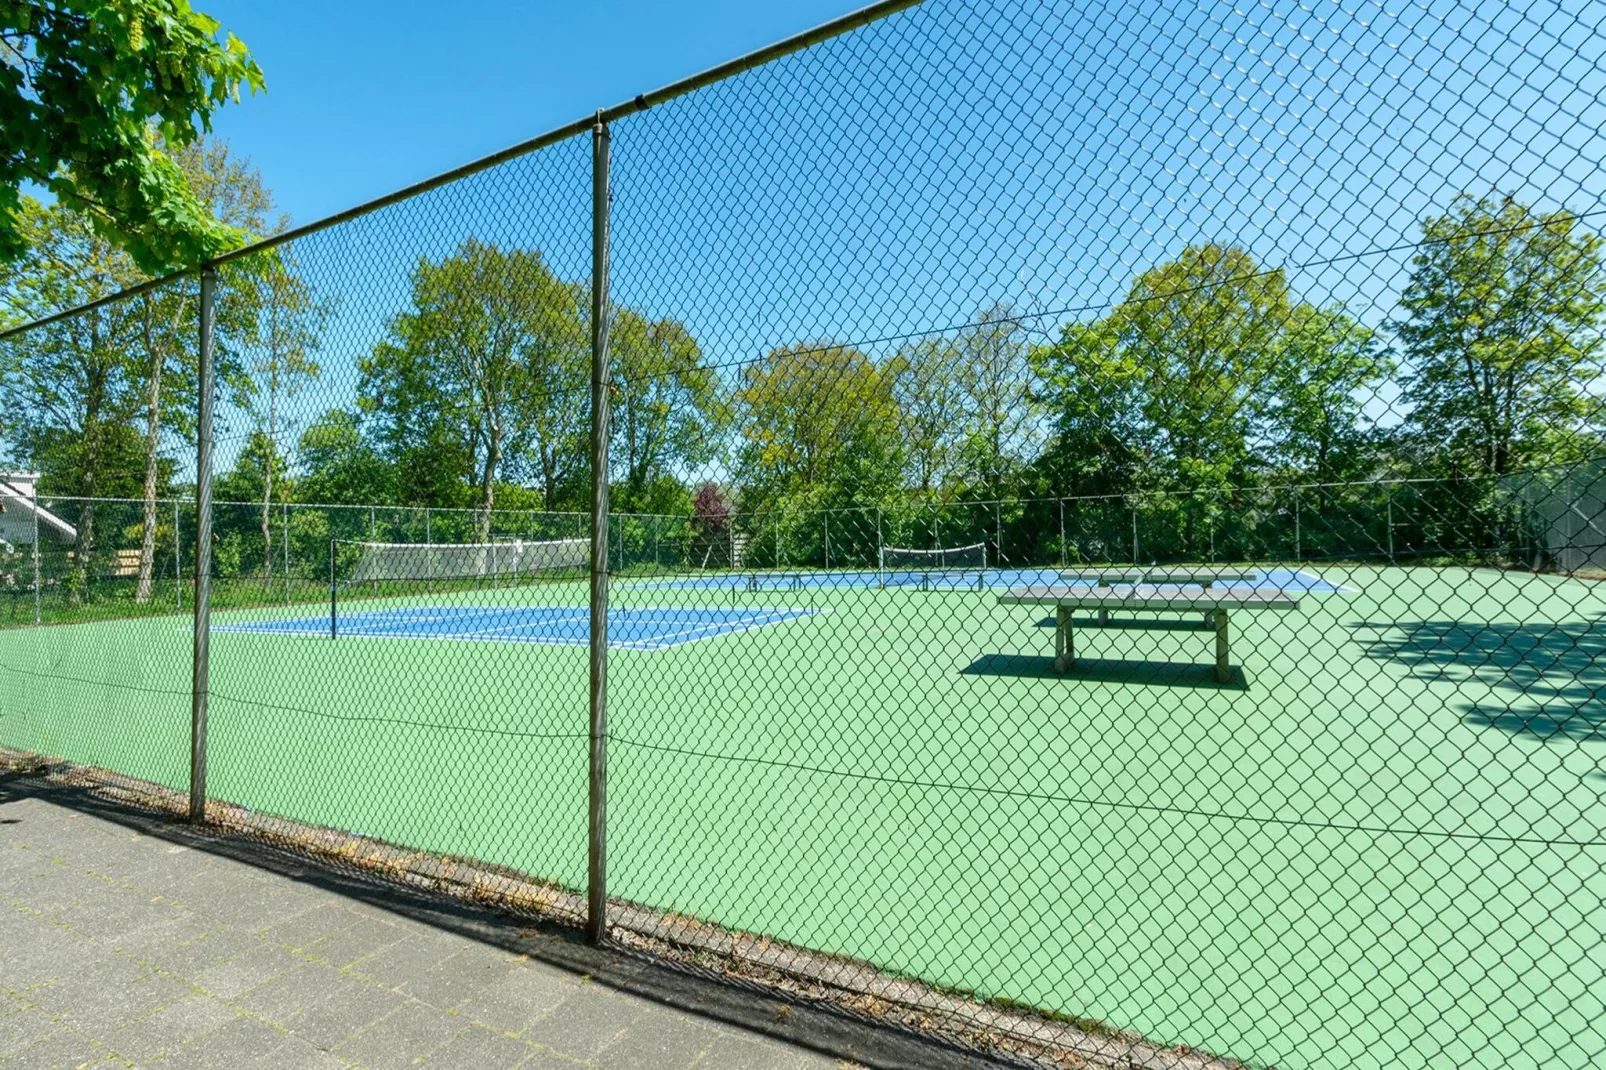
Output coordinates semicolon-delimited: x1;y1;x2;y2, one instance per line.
1057;567;1258;587
1057;567;1258;624
998;584;1301;683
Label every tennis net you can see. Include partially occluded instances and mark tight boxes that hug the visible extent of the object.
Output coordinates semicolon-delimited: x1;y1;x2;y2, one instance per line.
341;538;590;585
878;543;988;589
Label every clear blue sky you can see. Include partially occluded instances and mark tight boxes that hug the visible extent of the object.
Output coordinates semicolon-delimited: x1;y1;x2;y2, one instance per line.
204;0;869;226
89;0;1606;478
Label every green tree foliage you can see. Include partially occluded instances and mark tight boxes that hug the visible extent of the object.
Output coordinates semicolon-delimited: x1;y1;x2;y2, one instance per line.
955;303;1037;496
0;0;264;273
1027;318;1146;498
360;240;586;533
609;308;727;511
237;241;331;586
1264;303;1390;481
735;342;903;514
0;197;144;585
296;410;392;507
887;337;965;494
131;139;274;601
1397;193;1605;478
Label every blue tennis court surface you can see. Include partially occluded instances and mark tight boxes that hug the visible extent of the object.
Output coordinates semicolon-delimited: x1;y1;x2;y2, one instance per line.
635;566;1349;593
218;605;819;650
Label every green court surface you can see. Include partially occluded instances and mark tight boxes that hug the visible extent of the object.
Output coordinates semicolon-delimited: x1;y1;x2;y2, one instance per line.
2;565;1603;1070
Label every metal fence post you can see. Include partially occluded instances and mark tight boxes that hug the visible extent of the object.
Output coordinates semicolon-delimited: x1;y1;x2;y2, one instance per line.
586;112;613;945
1294;486;1302;562
1058;498;1066;566
173;498;183;611
1387;485;1396;563
823;512;830;570
30;485;40;625
190;267;217;824
283;500;290;604
1131;505;1139;564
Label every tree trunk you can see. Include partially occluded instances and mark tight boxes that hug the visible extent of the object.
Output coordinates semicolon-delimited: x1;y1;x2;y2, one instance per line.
478;423;501;544
135;302;164;603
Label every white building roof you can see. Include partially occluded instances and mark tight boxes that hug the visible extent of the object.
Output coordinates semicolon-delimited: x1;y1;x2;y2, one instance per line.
0;473;78;544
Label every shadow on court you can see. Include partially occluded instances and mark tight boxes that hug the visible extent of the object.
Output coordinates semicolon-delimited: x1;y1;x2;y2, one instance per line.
961;653;1249;690
1357;616;1606;743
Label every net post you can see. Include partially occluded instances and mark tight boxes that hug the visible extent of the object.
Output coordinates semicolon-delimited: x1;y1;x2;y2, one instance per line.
329;539;337;639
586;111;613;946
190;267;216;824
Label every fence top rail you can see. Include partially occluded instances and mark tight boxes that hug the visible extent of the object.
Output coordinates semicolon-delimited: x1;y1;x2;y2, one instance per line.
0;0;923;346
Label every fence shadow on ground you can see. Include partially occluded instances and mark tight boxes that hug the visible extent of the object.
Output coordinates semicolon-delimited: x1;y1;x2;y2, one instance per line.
961;653;1249;690
0;771;1033;1070
1356;616;1606;743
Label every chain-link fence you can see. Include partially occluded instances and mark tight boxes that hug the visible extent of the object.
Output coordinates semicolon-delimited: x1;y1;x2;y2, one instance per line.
4;0;1606;1066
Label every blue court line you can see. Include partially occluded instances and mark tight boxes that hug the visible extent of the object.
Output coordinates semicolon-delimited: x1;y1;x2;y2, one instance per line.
632;566;1350;593
217;605;820;651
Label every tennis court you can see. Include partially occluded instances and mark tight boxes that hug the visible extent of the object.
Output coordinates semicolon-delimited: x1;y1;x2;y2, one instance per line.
3;563;1603;1070
219;604;818;650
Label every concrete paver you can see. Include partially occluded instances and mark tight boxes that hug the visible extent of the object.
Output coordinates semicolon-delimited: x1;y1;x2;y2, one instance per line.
0;785;884;1069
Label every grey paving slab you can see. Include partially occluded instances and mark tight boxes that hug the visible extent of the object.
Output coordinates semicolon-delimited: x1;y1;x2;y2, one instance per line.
449;960;578;1034
595;1008;722;1069
0;786;973;1070
278;973;407;1051
419;1023;537;1069
523;984;648;1061
0;1004;61;1059
189;942;306;1001
332;998;461;1069
149;1011;287;1069
107;995;243;1063
0;1023;119;1069
692;1030;824;1069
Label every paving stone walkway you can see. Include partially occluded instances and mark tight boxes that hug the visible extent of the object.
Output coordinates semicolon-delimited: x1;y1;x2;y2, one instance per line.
1;776;999;1069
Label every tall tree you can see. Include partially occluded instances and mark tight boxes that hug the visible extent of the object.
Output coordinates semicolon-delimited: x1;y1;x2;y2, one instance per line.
1398;193;1605;478
608;308;726;510
1;0;264;272
296;409;393;507
361;239;585;536
887;337;966;494
956;302;1038;496
133;138;273;602
1027;318;1147;498
1263;303;1389;480
0;197;143;591
239;241;328;587
735;342;902;510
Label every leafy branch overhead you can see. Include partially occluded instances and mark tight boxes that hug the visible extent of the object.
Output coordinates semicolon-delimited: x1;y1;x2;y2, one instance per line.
0;0;265;273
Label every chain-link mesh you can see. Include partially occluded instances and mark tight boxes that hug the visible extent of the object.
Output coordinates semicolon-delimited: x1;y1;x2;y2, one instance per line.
4;0;1606;1066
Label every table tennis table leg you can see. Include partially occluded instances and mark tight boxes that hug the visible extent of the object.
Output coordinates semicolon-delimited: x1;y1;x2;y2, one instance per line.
1055;605;1075;672
1213;608;1230;683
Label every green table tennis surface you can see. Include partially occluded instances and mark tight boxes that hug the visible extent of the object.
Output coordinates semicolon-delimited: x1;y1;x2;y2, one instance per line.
2;564;1603;1070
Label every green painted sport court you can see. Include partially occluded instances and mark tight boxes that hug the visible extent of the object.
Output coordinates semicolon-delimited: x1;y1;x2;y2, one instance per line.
3;563;1603;1070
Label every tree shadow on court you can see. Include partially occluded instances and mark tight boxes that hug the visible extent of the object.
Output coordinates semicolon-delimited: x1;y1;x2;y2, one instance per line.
1356;616;1606;744
962;653;1248;690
